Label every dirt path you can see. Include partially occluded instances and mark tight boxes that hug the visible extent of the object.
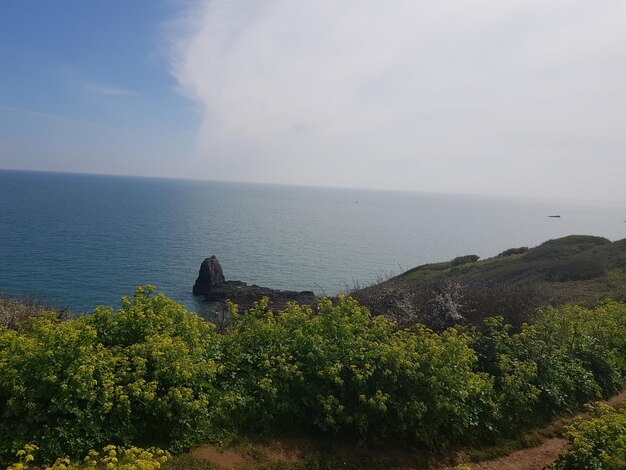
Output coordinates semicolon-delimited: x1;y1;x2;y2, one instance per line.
443;389;626;470
190;391;626;470
189;437;309;470
190;446;250;469
459;438;567;470
598;389;626;407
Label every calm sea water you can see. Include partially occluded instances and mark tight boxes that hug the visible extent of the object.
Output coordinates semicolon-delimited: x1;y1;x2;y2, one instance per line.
1;170;625;314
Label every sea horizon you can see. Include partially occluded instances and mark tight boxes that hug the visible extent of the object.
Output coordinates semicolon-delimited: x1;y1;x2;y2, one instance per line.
1;169;625;314
3;167;625;208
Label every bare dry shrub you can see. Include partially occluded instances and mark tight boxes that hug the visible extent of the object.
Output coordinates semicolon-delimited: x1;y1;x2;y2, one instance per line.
0;295;70;330
419;279;465;329
351;281;421;328
205;303;231;333
460;280;549;328
350;277;465;330
352;277;546;331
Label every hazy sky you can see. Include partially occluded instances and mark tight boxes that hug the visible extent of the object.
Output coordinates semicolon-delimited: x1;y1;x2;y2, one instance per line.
2;1;626;202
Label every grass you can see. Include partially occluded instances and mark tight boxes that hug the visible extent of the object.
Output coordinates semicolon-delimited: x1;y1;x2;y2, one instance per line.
393;235;626;305
349;235;626;333
396;261;451;285
164;454;219;470
162;423;564;470
172;402;612;470
164;435;439;470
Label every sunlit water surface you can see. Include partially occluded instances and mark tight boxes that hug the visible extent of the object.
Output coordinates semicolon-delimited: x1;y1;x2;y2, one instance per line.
1;170;624;314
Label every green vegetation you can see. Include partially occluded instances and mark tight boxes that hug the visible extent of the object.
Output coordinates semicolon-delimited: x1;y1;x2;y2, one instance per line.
163;454;217;470
219;296;491;447
397;235;625;297
7;444;170;470
0;287;220;464
354;235;626;329
2;285;626;468
472;302;626;424
497;246;529;257
548;403;626;469
450;255;480;267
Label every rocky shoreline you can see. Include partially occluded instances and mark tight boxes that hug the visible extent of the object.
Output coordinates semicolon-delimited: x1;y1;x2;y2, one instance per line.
193;256;316;310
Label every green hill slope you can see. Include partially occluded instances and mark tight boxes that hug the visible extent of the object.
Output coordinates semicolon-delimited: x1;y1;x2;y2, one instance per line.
353;235;626;329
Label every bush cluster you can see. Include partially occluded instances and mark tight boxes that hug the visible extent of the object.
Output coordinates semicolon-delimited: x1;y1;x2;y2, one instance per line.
497;247;529;257
524;236;610;261
7;444;170;470
542;256;606;281
450;255;480;267
1;288;626;466
471;301;626;430
219;297;494;447
548;403;626;469
0;287;220;464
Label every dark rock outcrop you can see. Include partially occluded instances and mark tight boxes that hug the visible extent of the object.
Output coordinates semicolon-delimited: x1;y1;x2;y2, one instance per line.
193;256;315;310
193;256;226;295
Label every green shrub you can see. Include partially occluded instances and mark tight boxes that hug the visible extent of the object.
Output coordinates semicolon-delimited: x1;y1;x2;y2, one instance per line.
1;288;626;464
542;256;606;281
0;287;221;465
220;296;496;447
7;444;171;470
472;302;626;429
606;269;626;302
471;317;540;430
548;403;626;469
525;236;610;261
498;247;529;257
450;255;480;267
534;303;626;398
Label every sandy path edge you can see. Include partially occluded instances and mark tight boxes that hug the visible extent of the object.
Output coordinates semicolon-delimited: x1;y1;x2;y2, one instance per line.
189;390;626;470
440;389;626;470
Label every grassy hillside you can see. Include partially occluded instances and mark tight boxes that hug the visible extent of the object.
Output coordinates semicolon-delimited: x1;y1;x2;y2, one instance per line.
399;235;625;299
353;235;626;328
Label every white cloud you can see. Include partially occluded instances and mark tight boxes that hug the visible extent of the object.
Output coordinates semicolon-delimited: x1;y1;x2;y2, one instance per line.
170;0;626;201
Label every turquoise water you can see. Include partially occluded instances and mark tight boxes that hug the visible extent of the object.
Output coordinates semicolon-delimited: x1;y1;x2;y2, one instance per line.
1;170;625;314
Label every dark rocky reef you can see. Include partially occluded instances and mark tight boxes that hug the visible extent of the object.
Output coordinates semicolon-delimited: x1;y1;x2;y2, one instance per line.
193;256;316;310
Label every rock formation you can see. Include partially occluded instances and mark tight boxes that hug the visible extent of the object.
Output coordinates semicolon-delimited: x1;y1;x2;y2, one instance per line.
193;256;316;310
192;256;226;295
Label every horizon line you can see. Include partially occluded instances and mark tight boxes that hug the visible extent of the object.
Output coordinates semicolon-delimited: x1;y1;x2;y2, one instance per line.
1;166;625;207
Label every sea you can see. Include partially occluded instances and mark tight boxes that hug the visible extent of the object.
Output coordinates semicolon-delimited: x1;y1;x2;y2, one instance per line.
1;169;625;315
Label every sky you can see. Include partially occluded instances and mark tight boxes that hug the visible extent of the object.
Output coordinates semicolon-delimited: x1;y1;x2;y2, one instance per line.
1;0;626;202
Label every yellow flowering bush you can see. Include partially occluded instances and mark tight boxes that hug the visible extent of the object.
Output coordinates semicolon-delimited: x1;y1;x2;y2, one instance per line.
7;444;170;469
0;287;220;465
2;286;626;465
220;296;496;447
548;403;626;469
6;444;38;470
471;301;626;435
